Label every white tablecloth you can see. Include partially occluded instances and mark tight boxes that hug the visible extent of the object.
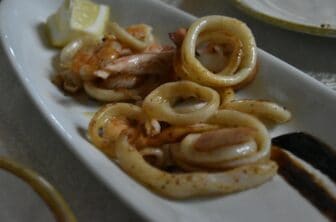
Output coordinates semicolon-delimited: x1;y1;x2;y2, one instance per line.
0;1;335;221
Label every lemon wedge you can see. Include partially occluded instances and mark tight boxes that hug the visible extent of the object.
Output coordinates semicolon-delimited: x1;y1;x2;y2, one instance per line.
46;0;110;47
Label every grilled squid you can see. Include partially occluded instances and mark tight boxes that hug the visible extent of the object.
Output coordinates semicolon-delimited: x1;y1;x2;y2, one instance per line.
115;135;277;199
143;81;220;125
223;100;291;123
174;15;257;89
80;16;293;199
88;100;279;198
54;22;174;102
171;110;271;170
107;23;154;51
88;103;145;157
104;50;174;77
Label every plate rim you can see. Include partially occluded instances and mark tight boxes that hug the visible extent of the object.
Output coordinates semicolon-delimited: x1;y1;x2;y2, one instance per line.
230;0;336;37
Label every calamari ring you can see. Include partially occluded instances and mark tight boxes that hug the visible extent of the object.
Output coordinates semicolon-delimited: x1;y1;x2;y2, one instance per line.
60;36;99;68
196;31;243;75
177;16;257;88
139;147;165;167
171;133;257;169
224;100;292;123
108;22;154;51
88;103;144;157
142;81;220;125
171;110;271;169
207;110;271;167
115;136;277;199
218;87;235;108
83;81;142;102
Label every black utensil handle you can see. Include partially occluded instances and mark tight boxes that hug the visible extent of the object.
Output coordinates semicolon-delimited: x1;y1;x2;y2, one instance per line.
272;132;336;183
272;147;336;221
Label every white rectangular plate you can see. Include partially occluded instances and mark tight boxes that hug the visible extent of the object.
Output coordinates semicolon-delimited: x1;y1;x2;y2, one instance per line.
1;0;335;221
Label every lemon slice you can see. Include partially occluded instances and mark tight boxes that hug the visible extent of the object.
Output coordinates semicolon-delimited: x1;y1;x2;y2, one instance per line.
46;0;110;47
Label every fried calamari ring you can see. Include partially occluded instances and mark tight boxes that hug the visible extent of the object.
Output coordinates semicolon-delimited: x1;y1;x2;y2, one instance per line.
142;81;220;125
137;123;220;147
139;147;166;168
171;128;257;170
224;100;292;123
83;81;142;102
115;136;277;199
176;16;257;88
196;31;243;75
171;110;271;170
108;22;154;51
88;103;144;157
218;87;235;108
59;36;99;69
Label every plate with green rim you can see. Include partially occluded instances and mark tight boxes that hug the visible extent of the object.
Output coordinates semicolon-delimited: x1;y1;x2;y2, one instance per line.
231;0;336;37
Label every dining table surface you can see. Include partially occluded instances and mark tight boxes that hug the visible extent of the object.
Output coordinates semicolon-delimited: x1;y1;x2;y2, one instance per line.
0;0;335;221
